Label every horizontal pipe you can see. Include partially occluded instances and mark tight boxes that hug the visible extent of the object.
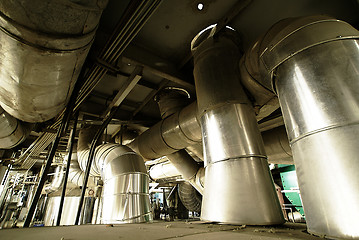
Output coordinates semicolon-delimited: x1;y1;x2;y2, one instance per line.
0;107;29;149
130;100;292;164
128;102;202;159
0;0;108;122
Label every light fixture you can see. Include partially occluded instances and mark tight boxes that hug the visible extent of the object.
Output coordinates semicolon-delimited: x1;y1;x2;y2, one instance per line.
197;3;204;11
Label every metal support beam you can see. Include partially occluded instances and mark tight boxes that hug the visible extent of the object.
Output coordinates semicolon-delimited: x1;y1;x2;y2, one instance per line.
122;57;195;93
131;79;169;118
101;66;143;118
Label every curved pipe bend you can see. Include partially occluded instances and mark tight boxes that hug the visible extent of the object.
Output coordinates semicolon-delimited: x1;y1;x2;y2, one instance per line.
241;15;359;239
77;128;152;223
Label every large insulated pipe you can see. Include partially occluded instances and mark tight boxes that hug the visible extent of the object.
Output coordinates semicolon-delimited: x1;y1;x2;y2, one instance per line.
78;128;152;224
0;107;29;149
0;0;108;122
129;100;292;164
191;26;284;224
128;101;202;159
241;16;359;239
154;89;204;193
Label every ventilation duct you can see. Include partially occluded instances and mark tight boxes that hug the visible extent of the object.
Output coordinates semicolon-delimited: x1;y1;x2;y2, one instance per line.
149;161;181;180
191;25;284;225
153;89;204;193
0;107;29;149
0;0;108;123
241;15;359;239
129;101;291;164
128;102;202;159
78;128;152;224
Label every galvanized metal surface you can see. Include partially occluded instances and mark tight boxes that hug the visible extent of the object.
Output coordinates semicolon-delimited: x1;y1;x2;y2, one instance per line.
77;129;152;224
199;105;284;224
276;40;359;239
244;15;359;239
192;27;284;225
43;196;80;226
149;161;181;180
129;102;202;160
43;166;65;194
0;1;107;122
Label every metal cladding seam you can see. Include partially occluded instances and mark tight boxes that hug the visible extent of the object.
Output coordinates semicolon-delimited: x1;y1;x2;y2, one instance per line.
0;0;108;123
241;15;359;239
77;127;152;224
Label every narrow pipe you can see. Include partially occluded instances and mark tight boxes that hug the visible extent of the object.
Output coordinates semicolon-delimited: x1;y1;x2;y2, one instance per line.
241;16;359;239
56;111;79;226
23;102;73;227
191;25;284;224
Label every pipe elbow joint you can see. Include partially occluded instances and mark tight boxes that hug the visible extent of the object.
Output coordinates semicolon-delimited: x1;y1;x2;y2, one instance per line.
241;15;359;93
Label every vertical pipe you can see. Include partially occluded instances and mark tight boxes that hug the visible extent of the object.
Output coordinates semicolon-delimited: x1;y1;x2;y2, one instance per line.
191;26;284;224
56;111;79;226
241;16;359;238
74;107;119;225
276;41;359;238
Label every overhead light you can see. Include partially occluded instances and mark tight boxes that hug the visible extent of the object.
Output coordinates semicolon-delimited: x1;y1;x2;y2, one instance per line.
197;3;204;11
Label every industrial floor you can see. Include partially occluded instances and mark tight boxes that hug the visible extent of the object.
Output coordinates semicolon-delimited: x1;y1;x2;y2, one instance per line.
0;221;323;240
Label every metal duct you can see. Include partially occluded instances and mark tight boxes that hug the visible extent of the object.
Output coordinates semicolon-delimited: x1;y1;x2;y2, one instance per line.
262;126;292;165
78;129;152;224
242;16;359;239
154;89;204;194
131;100;292;164
191;26;284;225
166;152;204;194
128;101;202;159
43;154;96;194
68;160;96;188
0;0;108;122
149;161;181;180
0;107;29;149
178;182;202;213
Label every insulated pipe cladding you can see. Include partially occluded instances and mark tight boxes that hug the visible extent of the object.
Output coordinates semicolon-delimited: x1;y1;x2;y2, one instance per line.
0;106;29;149
191;26;284;225
0;0;108;122
241;16;359;239
77;128;152;224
